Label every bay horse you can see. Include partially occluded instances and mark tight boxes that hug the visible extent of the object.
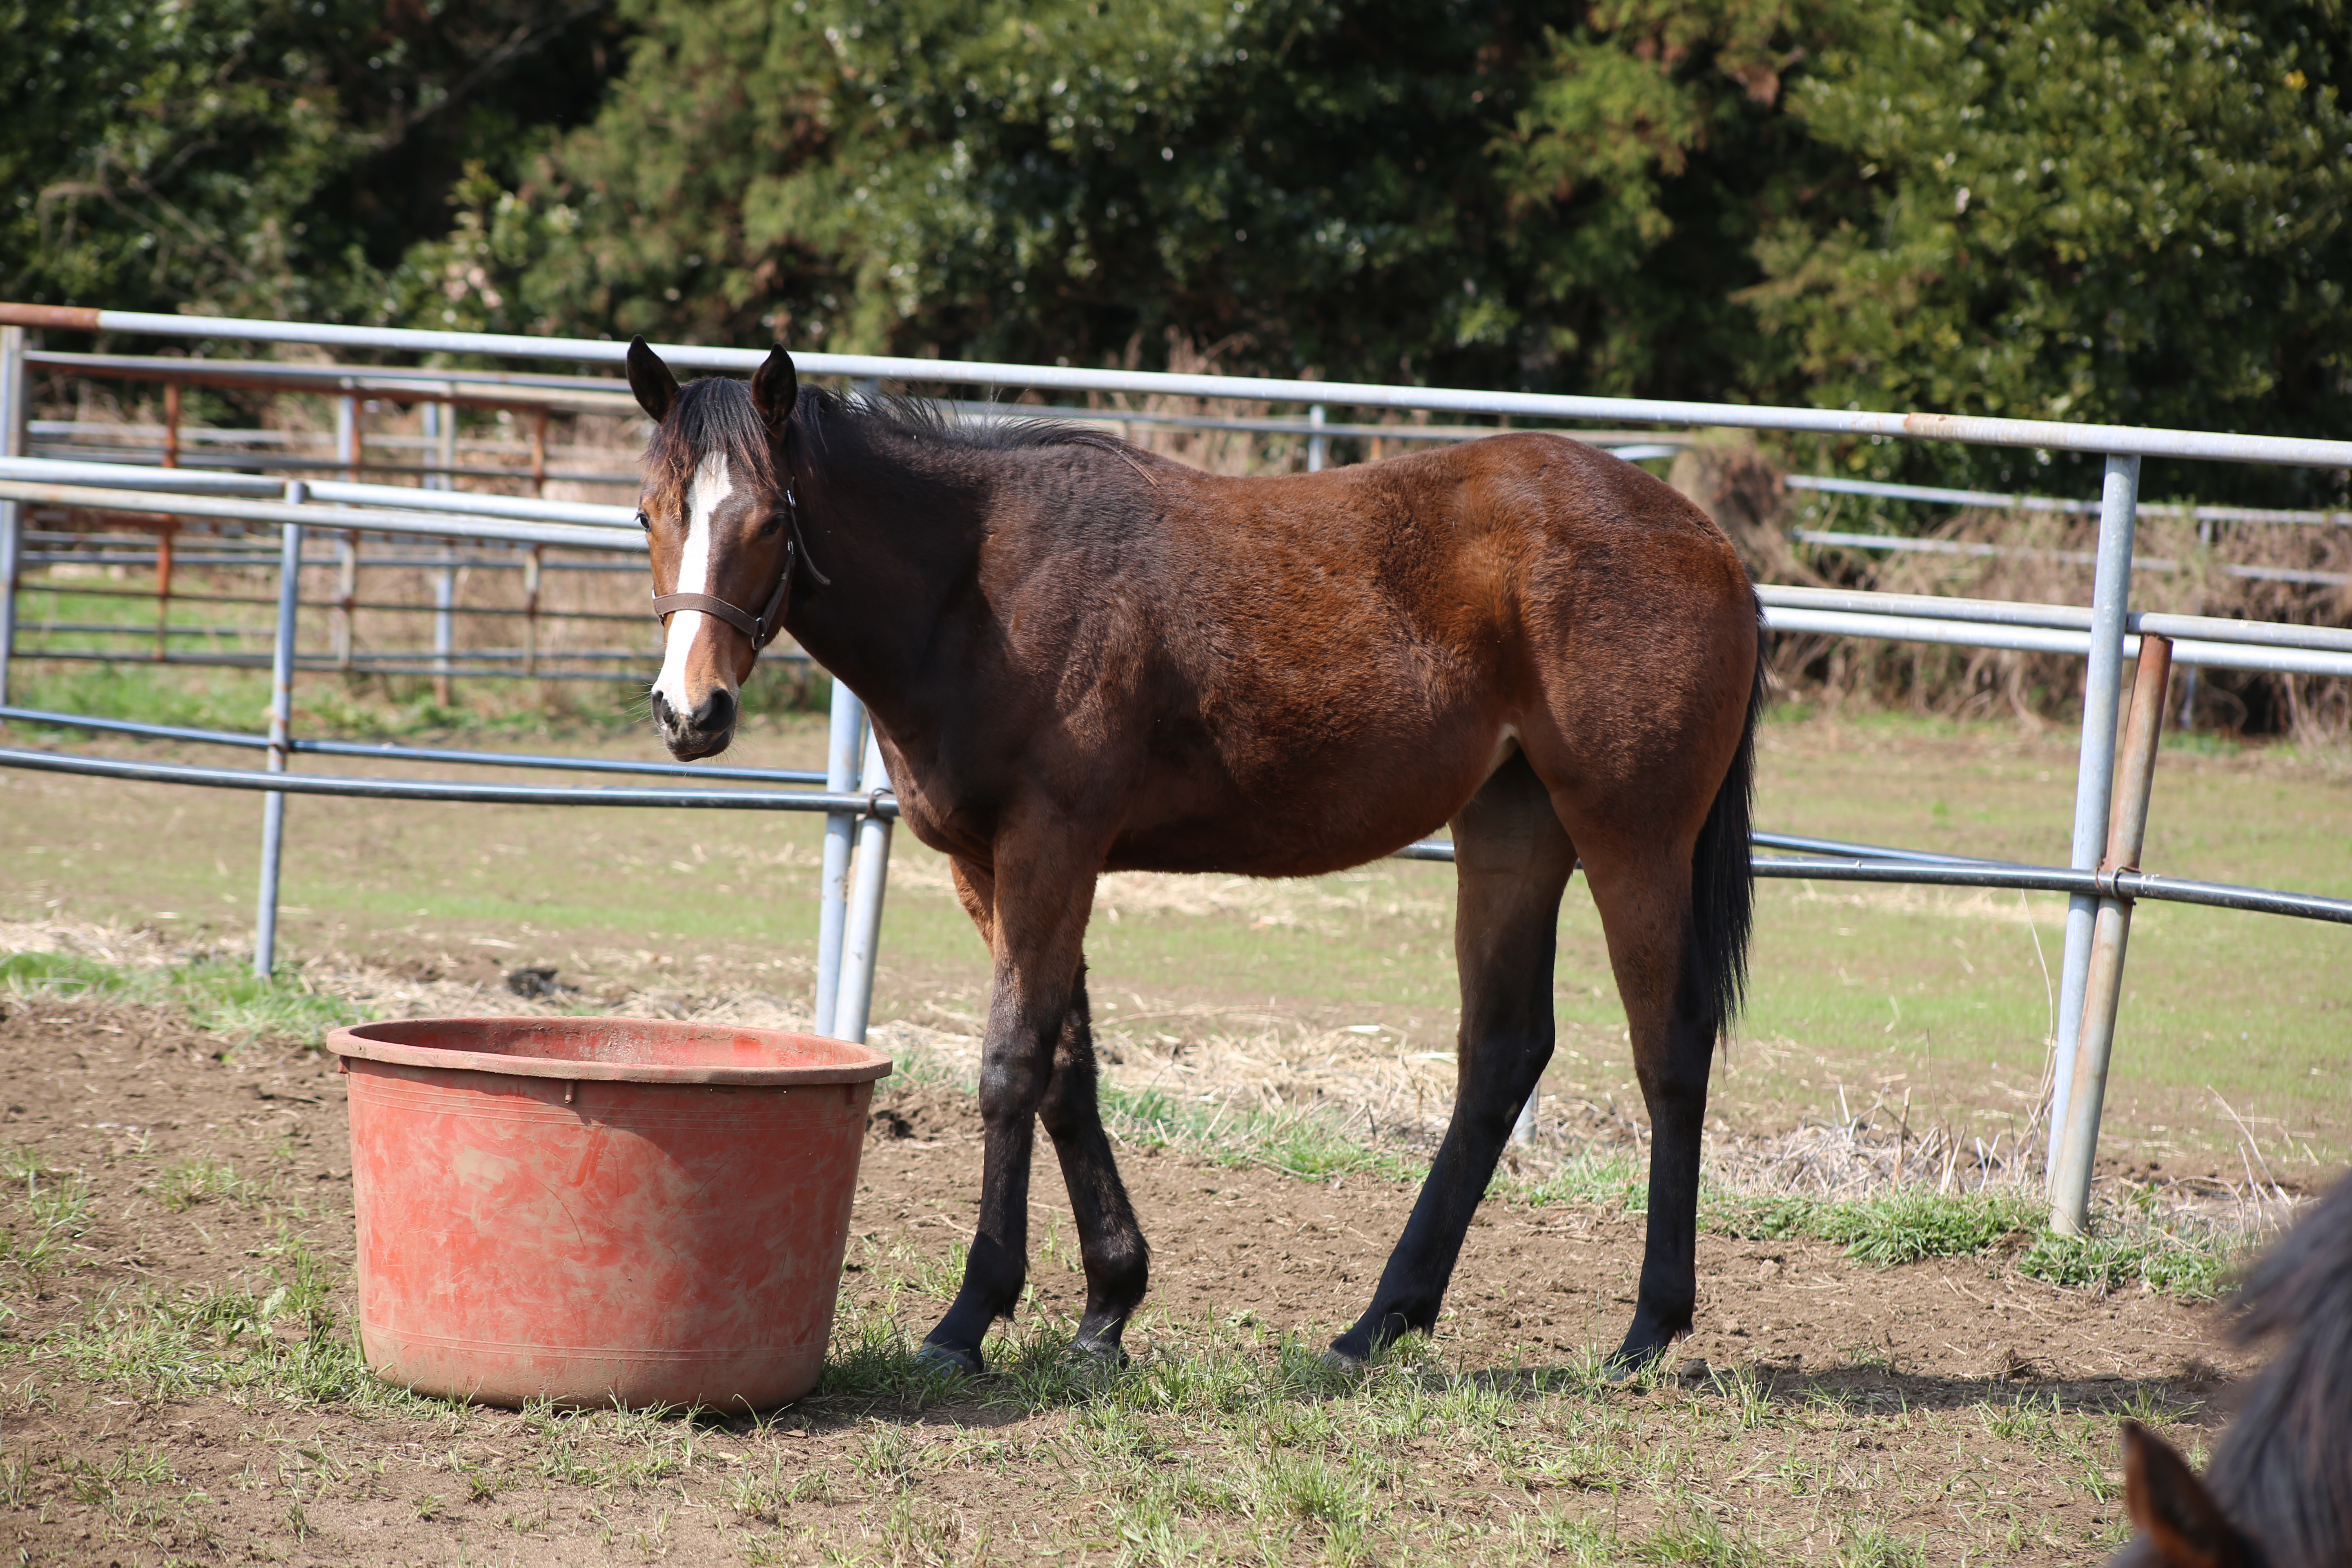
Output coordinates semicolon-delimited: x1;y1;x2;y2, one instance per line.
624;339;1765;1374
2111;1172;2352;1568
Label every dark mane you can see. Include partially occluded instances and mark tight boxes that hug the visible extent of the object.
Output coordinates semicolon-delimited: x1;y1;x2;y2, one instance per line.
648;375;1160;483
2203;1172;2352;1565
644;376;778;494
790;385;1165;478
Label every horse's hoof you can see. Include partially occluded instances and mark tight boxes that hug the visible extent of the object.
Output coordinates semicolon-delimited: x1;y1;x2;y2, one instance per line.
1321;1341;1371;1373
1070;1334;1130;1370
914;1340;983;1379
1605;1336;1675;1383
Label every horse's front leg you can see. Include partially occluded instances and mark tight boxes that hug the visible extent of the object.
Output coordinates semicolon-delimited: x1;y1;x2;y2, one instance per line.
919;840;1100;1375
1036;959;1150;1362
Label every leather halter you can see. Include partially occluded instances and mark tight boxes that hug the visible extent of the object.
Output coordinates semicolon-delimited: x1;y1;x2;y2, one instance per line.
647;485;824;651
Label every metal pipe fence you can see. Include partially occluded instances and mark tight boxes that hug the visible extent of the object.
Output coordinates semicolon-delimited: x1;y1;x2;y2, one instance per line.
1793;529;2347;589
0;703;825;782
4;301;2343;464
1789;472;2352;529
19;541;647;572
2;304;2348;1235
31;447;643;489
1754;594;2352;678
0;455;635;526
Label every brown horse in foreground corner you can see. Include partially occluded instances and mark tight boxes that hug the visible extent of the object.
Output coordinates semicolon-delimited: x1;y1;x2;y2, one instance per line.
625;340;1766;1374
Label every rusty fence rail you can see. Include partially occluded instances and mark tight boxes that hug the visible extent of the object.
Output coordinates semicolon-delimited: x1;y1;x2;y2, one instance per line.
3;305;2350;1234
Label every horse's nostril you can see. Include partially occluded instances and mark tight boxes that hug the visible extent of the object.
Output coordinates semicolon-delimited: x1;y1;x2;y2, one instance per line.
650;690;676;728
691;688;737;735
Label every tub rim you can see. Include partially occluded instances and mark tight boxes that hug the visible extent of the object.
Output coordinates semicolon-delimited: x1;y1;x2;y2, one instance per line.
327;1016;895;1087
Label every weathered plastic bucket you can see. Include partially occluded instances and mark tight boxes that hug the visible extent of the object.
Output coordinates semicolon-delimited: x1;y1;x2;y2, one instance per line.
327;1017;892;1410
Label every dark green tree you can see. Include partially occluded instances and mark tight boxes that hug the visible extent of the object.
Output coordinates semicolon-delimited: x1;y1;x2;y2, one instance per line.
10;0;2346;500
3;0;624;323
417;0;1828;399
1746;0;2352;496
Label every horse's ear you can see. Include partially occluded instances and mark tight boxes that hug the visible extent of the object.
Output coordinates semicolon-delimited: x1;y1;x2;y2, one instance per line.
752;344;798;434
627;336;678;423
2121;1421;2253;1568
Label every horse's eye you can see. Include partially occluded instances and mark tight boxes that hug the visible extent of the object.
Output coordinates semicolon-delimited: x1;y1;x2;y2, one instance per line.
635;510;651;531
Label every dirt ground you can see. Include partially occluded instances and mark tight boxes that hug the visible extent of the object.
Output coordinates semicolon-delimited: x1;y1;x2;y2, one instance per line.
0;998;2251;1566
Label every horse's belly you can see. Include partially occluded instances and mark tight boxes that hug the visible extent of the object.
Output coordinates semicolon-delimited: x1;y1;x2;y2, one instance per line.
1104;720;1508;877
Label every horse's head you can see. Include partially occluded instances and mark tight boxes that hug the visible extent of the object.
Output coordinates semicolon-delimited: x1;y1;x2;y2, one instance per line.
2111;1420;2261;1568
626;339;800;760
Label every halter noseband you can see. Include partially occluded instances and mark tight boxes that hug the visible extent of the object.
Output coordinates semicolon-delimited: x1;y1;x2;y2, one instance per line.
647;485;825;652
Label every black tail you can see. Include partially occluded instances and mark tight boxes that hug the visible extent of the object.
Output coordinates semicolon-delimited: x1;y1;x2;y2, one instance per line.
1689;607;1768;1039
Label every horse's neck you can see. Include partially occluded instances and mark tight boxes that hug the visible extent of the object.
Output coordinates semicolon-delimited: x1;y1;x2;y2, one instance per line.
786;422;988;732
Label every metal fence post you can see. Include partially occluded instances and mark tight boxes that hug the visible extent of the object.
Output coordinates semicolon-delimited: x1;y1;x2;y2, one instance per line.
833;726;895;1045
254;485;306;977
334;394;360;668
1307;403;1328;473
2045;455;2140;1177
337;392;360;481
425;401;457;703
812;679;867;1036
523;545;542;678
2050;635;2173;1233
334;537;359;671
0;324;27;704
151;521;176;661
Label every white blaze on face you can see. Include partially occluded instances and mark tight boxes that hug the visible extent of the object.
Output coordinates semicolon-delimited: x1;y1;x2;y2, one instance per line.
652;450;733;720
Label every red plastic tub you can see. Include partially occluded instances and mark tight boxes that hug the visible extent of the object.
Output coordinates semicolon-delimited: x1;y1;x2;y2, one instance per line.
328;1017;892;1410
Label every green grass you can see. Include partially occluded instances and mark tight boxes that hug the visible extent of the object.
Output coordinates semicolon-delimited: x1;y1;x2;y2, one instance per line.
1120;1065;2242;1297
0;1146;93;1285
0;950;130;996
15;1242;401;1408
154;1154;252;1212
1701;1185;2243;1297
1634;1507;1763;1566
2018;1219;2235;1300
1838;1524;1932;1568
1711;1188;2041;1267
1100;1081;1427;1185
894;1034;2241;1299
1;950;356;1046
1512;1149;1647;1212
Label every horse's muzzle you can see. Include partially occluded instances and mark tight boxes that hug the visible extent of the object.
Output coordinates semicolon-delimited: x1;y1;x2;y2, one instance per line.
651;686;737;761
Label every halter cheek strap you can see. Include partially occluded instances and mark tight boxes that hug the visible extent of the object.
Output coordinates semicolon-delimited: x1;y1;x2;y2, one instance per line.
648;486;823;652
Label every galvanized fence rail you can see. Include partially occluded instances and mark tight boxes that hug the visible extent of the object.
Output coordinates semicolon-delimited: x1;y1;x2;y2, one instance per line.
3;304;2349;1236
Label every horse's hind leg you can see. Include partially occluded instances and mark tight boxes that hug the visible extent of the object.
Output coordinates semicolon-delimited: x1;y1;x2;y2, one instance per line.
1037;961;1151;1361
1331;753;1575;1363
1574;835;1715;1369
